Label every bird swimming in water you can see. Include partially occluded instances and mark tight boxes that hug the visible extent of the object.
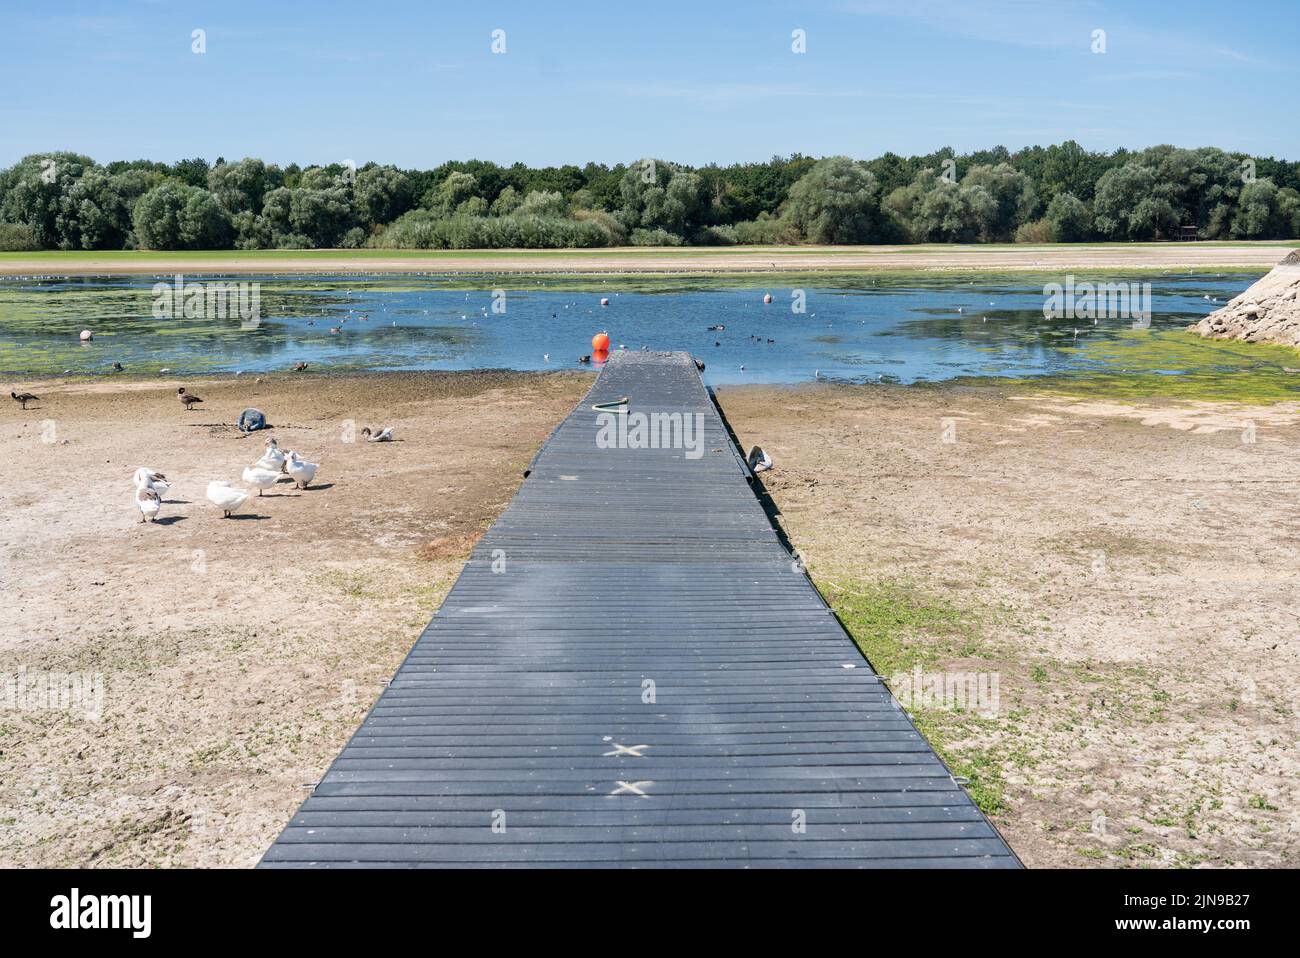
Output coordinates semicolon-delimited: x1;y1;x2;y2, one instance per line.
112;362;124;372
293;362;309;371
578;355;591;364
10;391;38;410
178;387;203;410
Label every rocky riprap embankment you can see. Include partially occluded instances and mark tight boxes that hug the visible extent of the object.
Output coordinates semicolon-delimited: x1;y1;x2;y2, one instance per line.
1190;248;1300;347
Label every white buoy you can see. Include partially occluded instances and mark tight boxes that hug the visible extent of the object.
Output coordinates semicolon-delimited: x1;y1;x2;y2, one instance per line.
600;297;610;306
79;329;93;342
762;293;773;304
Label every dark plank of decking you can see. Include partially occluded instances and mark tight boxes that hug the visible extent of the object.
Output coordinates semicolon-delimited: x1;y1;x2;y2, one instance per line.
261;351;1019;868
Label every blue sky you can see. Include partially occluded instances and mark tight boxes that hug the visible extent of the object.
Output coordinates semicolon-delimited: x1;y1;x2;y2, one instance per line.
1;0;1295;168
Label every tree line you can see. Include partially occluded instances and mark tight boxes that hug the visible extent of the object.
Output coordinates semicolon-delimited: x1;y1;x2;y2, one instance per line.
0;142;1296;252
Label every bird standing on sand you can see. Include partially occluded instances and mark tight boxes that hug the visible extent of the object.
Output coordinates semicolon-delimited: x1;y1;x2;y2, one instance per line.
206;480;249;518
132;467;170;498
256;437;287;472
10;391;39;410
178;387;203;410
135;486;161;523
241;465;281;496
285;451;319;489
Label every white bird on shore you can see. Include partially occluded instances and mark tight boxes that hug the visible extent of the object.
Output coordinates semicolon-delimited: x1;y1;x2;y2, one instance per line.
361;426;395;442
132;467;170;497
256;437;286;473
135;486;161;523
286;451;319;489
242;465;281;496
206;480;249;518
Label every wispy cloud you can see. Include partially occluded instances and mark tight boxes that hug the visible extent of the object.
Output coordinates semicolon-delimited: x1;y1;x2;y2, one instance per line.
834;0;1274;68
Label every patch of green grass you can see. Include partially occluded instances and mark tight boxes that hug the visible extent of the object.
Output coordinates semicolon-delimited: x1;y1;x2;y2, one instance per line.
821;579;976;677
1248;794;1278;812
820;576;1009;815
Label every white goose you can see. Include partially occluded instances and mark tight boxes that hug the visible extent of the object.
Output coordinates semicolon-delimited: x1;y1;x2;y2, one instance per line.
285;451;319;489
361;426;395;442
242;465;282;496
132;466;170;497
206;480;249;517
135;486;161;523
256;437;287;473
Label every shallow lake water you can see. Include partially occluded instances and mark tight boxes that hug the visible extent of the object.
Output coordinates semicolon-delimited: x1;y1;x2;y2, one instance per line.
0;272;1274;386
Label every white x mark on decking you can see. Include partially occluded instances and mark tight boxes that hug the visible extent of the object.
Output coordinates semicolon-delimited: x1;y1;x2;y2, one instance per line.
603;743;650;757
610;780;653;798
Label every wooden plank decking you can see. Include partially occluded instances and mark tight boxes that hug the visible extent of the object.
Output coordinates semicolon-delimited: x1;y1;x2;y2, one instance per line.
261;351;1020;868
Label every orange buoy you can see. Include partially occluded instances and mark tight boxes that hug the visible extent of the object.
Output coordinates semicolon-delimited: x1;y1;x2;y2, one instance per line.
592;349;609;365
592;332;610;352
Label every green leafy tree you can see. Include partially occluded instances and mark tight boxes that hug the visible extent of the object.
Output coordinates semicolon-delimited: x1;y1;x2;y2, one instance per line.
962;163;1039;240
1093;163;1177;239
0;152;95;247
517;190;568;218
288;187;356;247
132;182;233;249
56;167;160;249
1045;191;1092;242
782;156;884;243
355;164;415;226
208;158;273;216
424;171;479;216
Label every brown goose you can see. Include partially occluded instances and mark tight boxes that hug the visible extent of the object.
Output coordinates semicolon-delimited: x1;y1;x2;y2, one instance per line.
178;387;203;410
10;391;39;410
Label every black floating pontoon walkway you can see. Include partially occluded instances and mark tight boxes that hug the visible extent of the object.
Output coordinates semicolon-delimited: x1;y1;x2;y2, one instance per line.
262;351;1019;868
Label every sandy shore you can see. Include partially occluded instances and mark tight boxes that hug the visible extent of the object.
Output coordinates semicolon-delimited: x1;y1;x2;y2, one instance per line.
1;372;1295;867
0;242;1294;276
